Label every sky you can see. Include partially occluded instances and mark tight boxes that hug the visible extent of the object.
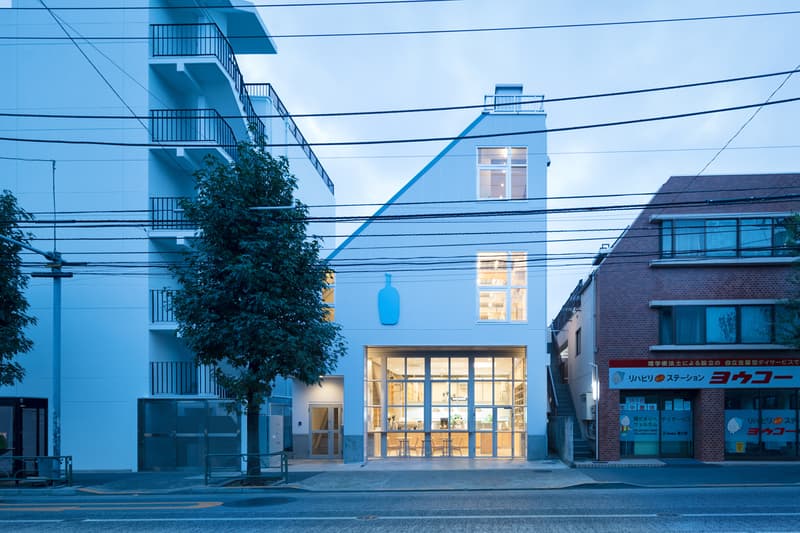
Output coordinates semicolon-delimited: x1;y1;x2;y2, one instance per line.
238;0;800;321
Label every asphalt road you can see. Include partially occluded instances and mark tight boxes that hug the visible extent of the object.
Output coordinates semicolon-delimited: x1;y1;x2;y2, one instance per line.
2;486;800;532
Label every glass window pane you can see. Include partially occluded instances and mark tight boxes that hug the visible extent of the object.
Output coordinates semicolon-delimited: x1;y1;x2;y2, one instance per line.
478;147;508;165
740;218;772;256
661;220;673;257
513;382;526;408
706;306;737;343
480;291;507;320
368;357;383;380
387;357;404;380
497;408;513;431
430;358;448;379
510;252;526;285
478;253;507;286
659;308;674;344
451;407;467;430
514;356;526;382
674;220;704;256
476;408;493;430
368;407;382;431
406;407;424;431
510;167;526;199
432;382;449;404
388;382;404;405
706;219;737;256
495;381;512;404
387;407;404;430
774;218;792;256
675;306;704;344
367;380;382;406
406;358;425;379
741;306;772;343
511;288;527;321
432;406;449;429
776;305;800;345
406;382;424;405
450;358;468;379
495;358;513;379
479;169;506;198
510;147;527;165
474;357;493;378
475;381;493;404
450;382;468;404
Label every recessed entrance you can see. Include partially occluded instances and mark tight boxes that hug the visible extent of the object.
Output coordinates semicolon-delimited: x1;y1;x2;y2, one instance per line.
366;348;527;458
309;405;343;458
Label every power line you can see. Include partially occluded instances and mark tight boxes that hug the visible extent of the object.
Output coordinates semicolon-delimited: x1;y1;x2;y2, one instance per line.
11;192;799;227
2;68;797;120
697;62;800;176
3;95;800;149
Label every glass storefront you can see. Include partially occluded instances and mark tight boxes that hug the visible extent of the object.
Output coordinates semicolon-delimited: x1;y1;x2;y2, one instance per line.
367;352;526;458
724;389;799;459
619;392;693;457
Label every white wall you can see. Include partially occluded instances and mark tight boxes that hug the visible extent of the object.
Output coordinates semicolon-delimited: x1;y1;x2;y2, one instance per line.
324;108;550;460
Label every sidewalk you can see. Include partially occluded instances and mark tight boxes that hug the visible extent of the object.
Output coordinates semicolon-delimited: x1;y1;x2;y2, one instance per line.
3;458;800;495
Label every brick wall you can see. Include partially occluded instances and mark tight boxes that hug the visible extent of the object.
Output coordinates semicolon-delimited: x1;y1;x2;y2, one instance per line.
591;174;800;461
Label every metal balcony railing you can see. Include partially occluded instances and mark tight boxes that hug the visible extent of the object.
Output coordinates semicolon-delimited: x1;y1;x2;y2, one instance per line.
150;23;266;142
483;94;545;114
150;196;195;230
246;83;335;195
150;288;177;323
150;109;238;161
150;361;230;398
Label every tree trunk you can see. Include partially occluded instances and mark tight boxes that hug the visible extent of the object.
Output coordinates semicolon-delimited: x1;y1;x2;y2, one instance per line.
246;391;261;479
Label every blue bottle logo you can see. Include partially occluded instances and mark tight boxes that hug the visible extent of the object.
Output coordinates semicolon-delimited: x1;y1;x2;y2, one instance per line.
378;273;400;326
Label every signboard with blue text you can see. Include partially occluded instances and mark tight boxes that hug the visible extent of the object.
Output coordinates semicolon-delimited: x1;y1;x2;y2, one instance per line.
609;358;800;389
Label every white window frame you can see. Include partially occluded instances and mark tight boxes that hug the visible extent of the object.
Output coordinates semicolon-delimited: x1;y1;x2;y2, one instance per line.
477;252;527;323
476;147;528;200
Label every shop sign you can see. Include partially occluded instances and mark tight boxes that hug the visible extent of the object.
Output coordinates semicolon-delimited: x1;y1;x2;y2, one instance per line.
609;358;800;389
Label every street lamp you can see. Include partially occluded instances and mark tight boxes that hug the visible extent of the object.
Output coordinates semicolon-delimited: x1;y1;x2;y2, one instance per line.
0;234;75;458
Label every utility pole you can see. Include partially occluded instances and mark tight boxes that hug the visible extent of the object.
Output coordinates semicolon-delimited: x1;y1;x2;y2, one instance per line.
0;234;74;458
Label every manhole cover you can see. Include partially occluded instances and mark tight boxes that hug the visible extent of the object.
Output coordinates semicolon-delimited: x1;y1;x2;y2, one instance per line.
223;497;295;508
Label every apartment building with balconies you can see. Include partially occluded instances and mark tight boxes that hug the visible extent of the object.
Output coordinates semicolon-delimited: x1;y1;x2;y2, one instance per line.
0;0;335;470
551;174;800;462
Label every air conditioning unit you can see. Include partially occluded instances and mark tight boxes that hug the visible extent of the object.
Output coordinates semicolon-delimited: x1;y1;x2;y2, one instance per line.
579;393;595;420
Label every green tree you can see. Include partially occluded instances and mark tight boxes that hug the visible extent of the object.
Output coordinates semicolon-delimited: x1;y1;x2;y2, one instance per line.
780;214;800;348
171;144;346;477
0;191;36;386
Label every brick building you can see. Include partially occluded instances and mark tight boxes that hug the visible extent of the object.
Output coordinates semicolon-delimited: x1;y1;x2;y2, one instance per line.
552;174;800;461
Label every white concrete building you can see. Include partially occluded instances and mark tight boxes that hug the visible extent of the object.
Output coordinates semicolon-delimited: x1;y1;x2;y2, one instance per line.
0;0;335;470
294;86;551;462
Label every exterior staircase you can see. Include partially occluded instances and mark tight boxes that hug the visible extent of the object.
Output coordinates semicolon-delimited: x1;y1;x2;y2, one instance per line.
550;365;595;461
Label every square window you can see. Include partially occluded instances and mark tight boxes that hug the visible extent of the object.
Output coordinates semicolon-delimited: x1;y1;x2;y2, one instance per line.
706;307;736;343
741;306;772;343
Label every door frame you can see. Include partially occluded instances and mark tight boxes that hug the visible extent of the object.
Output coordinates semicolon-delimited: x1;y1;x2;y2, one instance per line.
308;404;343;459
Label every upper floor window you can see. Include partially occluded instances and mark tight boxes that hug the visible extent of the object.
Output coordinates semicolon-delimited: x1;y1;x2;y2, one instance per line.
660;217;792;258
575;328;582;356
322;272;335;322
658;304;792;345
477;252;527;321
477;147;527;199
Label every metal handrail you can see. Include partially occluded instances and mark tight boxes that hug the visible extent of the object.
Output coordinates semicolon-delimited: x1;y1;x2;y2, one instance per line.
150;23;266;143
150;288;177;323
149;361;230;398
245;82;335;195
150;109;238;161
150;196;195;230
0;455;73;486
483;94;545;113
205;452;288;485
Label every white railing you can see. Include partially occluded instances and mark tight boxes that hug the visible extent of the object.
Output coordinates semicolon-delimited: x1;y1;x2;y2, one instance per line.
484;94;545;114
